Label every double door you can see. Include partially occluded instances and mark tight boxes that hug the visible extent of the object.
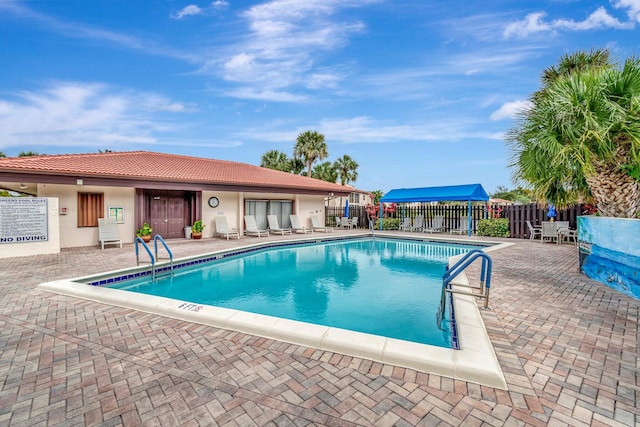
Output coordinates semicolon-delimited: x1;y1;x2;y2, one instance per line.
150;193;187;239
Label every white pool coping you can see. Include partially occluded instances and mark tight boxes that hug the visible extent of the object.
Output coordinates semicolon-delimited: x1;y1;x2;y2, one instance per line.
38;235;513;390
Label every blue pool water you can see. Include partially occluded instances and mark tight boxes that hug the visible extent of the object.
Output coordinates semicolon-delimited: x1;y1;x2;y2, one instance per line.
108;238;483;348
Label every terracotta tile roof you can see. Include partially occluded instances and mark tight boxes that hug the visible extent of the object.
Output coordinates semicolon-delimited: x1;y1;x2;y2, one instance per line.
0;151;351;194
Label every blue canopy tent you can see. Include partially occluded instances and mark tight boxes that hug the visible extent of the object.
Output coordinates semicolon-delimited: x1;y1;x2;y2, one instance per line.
379;183;490;236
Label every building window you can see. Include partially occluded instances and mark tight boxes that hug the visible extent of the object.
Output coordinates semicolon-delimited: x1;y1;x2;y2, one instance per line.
349;193;360;204
78;193;104;227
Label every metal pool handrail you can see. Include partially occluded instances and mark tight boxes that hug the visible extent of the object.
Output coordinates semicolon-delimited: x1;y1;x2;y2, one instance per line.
153;235;174;276
437;249;492;328
135;237;156;281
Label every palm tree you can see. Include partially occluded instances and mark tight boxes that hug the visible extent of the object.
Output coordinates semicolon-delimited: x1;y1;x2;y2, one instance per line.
334;154;359;186
508;49;640;217
294;130;328;176
18;151;42;156
311;161;338;183
0;151;6;158
260;149;291;172
289;156;305;175
371;190;384;205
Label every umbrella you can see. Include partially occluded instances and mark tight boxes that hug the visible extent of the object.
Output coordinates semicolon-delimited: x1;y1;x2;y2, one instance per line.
547;203;556;219
344;199;349;218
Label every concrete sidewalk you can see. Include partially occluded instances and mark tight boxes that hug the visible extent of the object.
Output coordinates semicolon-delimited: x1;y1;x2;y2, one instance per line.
0;232;638;426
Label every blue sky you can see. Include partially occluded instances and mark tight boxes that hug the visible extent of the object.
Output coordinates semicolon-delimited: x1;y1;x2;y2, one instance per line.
1;0;639;194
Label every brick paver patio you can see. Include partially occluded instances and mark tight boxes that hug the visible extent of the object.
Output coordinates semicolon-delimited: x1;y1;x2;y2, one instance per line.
0;232;638;426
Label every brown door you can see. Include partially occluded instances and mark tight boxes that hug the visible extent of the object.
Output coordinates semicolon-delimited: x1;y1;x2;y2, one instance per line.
149;194;186;239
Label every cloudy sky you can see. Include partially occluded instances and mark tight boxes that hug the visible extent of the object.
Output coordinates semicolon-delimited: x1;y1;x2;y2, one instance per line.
1;0;639;193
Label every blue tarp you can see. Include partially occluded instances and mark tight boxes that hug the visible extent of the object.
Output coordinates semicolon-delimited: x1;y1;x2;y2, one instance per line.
380;183;489;203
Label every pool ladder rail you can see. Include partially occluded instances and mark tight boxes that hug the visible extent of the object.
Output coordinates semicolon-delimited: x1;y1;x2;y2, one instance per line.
134;235;174;281
437;249;492;328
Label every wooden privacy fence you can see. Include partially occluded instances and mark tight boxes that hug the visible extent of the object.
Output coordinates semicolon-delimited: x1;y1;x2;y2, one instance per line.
326;203;585;239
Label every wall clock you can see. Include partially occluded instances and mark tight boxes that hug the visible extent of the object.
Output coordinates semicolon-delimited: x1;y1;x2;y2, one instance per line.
208;197;219;208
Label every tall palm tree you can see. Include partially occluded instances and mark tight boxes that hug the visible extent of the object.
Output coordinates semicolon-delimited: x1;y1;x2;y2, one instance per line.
293;130;328;176
334;154;359;186
508;49;640;217
289;156;305;175
311;161;338;183
260;149;291;172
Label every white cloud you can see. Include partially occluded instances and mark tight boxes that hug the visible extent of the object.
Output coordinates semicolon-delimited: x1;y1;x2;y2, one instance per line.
0;82;192;150
503;12;551;39
206;0;377;101
212;0;230;10
613;0;640;22
554;7;632;30
490;100;532;121
171;5;204;20
503;6;634;39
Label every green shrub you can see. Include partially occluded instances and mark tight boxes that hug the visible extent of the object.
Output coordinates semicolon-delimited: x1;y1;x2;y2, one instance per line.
373;218;401;230
477;218;510;237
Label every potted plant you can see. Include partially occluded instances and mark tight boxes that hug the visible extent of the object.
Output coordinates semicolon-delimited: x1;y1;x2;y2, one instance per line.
136;223;152;243
192;219;205;239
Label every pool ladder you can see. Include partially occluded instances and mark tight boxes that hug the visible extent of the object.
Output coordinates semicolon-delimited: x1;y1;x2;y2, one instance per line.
135;235;174;281
437;249;492;328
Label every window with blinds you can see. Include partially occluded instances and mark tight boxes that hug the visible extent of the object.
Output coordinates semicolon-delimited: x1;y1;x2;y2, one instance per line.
77;193;104;227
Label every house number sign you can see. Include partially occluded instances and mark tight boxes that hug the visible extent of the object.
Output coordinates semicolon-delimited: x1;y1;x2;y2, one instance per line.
0;198;49;244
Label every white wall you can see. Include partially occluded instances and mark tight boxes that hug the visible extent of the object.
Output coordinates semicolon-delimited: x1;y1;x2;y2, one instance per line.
202;191;241;238
0;197;60;258
38;184;135;248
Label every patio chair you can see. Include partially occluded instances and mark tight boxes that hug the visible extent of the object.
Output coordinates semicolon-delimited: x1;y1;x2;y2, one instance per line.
541;221;558;243
310;214;333;232
214;214;240;240
267;214;292;235
450;217;470;235
526;220;542;241
290;214;312;234
410;215;424;232
555;221;577;244
349;217;358;229
423;215;445;233
244;215;269;237
98;218;122;250
399;217;412;231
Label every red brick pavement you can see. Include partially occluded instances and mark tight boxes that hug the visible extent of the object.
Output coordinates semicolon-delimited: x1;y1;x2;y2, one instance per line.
0;233;638;426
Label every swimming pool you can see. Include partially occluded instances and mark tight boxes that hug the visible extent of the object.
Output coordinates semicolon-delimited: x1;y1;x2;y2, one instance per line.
105;238;480;348
38;234;511;389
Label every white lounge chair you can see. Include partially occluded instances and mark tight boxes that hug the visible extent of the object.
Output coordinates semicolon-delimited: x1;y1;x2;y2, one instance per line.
98;218;122;250
423;216;445;233
399;217;412;231
526;220;542;241
267;214;292;235
450;217;470;235
410;215;424;232
244;215;269;237
214;215;240;240
541;221;558;243
310;214;333;232
349;217;358;229
290;215;312;234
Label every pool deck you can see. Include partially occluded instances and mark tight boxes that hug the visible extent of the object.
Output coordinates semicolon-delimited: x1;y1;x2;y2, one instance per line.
0;231;638;426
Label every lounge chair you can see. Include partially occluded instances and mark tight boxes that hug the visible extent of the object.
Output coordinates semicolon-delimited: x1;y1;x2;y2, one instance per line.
310;214;333;232
423;215;445;233
214;214;240;240
98;218;122;250
244;215;269;237
399;217;412;231
267;214;292;235
526;220;542;241
410;215;424;232
349;217;358;229
290;215;312;234
541;221;558;243
450;217;470;235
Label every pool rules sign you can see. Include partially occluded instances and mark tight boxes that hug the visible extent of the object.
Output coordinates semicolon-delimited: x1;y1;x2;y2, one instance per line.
0;198;49;244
